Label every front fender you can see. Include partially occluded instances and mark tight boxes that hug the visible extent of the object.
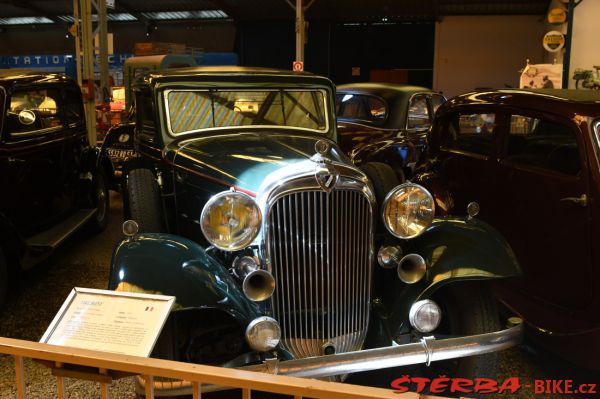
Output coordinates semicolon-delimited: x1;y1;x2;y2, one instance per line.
108;233;260;325
384;216;521;332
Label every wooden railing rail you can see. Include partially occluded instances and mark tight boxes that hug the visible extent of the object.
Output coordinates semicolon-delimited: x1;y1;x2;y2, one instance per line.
0;336;432;399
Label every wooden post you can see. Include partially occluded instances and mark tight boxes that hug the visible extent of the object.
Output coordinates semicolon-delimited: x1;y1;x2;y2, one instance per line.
99;368;110;399
56;376;66;399
295;0;305;63
192;381;201;399
243;388;251;399
144;375;154;399
14;356;25;399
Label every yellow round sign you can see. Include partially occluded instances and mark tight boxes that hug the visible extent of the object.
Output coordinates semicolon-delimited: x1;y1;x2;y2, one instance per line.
547;7;567;25
543;30;565;53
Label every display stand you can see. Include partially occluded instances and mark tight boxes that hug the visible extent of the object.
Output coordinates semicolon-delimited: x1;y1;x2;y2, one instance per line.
38;287;175;398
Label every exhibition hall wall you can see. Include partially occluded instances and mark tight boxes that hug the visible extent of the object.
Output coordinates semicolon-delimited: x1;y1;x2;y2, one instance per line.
433;15;546;98
569;0;600;88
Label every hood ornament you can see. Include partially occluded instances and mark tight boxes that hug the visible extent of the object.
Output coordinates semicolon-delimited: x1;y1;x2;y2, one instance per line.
310;139;333;165
315;166;339;193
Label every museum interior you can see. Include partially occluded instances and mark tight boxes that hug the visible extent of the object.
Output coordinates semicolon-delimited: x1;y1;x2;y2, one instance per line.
0;0;598;398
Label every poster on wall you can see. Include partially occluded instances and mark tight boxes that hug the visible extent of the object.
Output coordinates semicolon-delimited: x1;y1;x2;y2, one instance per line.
520;63;563;89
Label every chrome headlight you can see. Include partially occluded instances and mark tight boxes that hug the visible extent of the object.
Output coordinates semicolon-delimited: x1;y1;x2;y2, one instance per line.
382;183;435;239
200;191;261;251
245;316;281;352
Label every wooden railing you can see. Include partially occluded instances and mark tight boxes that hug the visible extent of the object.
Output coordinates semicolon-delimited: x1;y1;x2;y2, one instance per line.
0;336;460;399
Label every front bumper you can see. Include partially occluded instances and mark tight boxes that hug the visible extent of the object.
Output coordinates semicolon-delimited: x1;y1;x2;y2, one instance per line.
139;321;523;396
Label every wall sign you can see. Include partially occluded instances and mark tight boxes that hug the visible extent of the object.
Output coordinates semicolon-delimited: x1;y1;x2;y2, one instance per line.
547;8;567;25
292;61;304;72
543;31;565;52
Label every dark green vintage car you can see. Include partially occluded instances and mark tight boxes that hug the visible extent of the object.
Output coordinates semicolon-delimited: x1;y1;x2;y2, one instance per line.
108;66;522;396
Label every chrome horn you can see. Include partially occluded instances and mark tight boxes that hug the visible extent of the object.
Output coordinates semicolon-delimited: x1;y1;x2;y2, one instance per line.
397;254;427;284
243;269;276;302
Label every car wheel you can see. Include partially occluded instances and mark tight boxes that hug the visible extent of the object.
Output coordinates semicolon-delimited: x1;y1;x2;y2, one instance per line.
88;170;110;234
0;249;7;309
359;162;401;203
127;168;164;233
413;282;501;396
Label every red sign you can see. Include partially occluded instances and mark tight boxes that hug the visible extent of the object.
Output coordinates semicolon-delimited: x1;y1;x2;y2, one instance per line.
293;61;304;72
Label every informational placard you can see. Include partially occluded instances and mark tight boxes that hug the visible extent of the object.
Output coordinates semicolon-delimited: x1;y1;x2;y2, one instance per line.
41;287;175;357
519;63;563;89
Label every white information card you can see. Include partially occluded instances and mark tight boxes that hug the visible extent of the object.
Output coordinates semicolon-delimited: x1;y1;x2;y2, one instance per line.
41;287;175;357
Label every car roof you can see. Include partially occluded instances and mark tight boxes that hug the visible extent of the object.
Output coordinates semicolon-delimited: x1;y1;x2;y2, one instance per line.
442;88;600;118
0;70;74;89
142;65;330;83
336;82;435;100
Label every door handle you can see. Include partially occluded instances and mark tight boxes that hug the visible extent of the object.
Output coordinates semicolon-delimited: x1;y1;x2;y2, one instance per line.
560;194;588;207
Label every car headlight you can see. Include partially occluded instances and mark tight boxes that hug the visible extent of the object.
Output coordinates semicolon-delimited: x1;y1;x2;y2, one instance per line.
382;183;435;239
200;191;261;251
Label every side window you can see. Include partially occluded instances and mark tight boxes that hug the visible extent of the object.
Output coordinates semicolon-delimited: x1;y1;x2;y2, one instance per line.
506;115;580;176
441;113;496;156
336;94;387;125
64;87;85;125
407;95;430;130
6;88;63;137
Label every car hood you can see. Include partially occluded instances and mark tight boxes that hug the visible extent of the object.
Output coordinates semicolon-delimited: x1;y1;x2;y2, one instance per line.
165;132;343;196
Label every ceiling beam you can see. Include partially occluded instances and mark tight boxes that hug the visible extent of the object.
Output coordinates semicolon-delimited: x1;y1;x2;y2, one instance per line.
10;0;60;23
114;0;148;22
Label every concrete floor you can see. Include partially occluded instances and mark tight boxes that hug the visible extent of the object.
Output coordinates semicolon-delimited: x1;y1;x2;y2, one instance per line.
0;191;596;398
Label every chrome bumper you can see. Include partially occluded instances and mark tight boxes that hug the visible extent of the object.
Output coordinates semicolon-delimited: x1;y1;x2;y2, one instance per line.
140;322;523;396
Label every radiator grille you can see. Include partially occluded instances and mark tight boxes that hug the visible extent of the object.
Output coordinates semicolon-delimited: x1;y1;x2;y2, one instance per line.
267;189;372;358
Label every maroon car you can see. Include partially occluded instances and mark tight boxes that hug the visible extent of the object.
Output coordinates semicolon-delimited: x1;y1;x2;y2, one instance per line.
336;83;445;181
424;89;600;369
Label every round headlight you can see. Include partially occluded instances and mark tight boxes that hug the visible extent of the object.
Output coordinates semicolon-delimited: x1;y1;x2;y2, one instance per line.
382;183;435;239
200;191;261;251
409;299;442;333
245;316;281;352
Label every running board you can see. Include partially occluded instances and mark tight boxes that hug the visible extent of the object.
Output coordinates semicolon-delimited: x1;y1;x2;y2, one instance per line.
26;209;96;250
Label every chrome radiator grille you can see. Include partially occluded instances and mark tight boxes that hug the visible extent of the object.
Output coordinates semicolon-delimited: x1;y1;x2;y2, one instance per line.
267;189;372;358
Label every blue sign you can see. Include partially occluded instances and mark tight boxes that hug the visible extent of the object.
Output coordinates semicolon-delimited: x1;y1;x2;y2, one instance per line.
1;53;134;69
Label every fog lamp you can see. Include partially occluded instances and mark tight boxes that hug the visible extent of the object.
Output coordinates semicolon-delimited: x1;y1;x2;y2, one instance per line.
245;316;281;352
409;299;441;333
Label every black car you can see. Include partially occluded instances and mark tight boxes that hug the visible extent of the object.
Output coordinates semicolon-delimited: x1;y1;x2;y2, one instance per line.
107;66;522;397
336;83;445;182
0;70;113;307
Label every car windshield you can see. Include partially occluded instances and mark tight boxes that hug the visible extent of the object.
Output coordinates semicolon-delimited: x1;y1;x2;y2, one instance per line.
164;89;328;135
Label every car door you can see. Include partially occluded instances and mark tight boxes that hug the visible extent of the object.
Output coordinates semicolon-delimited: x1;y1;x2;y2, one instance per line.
495;112;592;309
1;86;66;236
435;109;502;220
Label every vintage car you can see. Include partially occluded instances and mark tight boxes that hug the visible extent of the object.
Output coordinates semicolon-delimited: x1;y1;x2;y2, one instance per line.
424;88;600;369
107;66;522;396
100;55;198;190
336;83;445;182
0;70;113;307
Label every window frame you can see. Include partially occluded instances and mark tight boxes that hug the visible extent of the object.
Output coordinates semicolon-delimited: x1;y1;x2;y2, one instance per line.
499;110;585;179
162;87;330;137
438;109;502;160
5;85;66;141
336;92;389;127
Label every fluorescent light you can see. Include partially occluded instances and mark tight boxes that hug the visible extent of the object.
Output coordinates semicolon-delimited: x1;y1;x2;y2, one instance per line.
0;17;54;25
141;10;228;20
